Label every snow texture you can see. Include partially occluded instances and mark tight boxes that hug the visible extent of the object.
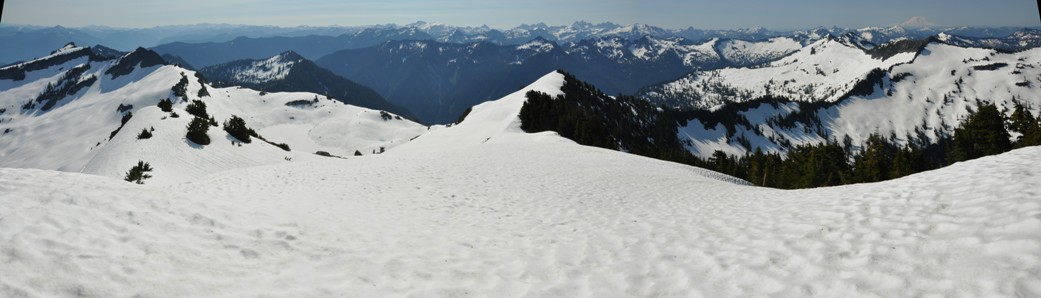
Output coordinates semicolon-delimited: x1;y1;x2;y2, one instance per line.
1;71;1040;297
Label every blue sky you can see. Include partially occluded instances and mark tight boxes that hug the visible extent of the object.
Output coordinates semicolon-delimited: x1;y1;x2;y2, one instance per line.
3;0;1039;29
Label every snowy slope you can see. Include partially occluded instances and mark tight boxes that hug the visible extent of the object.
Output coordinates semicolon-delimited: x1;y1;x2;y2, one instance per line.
673;42;1041;157
1;72;1039;297
0;45;426;184
716;37;803;66
227;51;300;84
642;38;917;110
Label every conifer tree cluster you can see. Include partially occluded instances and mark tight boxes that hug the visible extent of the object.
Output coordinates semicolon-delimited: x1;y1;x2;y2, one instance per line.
172;74;190;102
697;102;1040;189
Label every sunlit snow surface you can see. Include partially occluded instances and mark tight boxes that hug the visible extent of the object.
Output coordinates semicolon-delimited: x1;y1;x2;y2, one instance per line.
1;72;1040;297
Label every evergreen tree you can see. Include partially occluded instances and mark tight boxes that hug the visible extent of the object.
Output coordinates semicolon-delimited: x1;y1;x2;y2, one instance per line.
223;115;255;143
853;133;896;183
137;128;152;139
1009;103;1041;148
185;100;208;118
888;146;916;179
952;103;1011;161
157;98;173;112
186;116;211;145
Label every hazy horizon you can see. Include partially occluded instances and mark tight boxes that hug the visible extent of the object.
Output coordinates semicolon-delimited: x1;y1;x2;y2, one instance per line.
1;19;1040;32
3;0;1039;30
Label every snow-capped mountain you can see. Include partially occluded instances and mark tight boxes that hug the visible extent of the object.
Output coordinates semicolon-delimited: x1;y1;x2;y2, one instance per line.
0;44;426;184
639;37;922;111
653;40;1041;157
3;70;1038;297
199;51;418;121
5;22;1038;68
937;29;1041;52
714;36;806;65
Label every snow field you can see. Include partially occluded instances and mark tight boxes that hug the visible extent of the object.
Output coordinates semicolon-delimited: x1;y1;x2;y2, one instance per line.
1;71;1039;297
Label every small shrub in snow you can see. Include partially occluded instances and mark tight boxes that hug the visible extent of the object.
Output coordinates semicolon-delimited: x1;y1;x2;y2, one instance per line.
157;98;173;112
137;128;152;139
124;161;153;184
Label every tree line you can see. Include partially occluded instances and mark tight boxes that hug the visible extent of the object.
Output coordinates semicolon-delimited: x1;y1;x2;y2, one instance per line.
688;102;1040;189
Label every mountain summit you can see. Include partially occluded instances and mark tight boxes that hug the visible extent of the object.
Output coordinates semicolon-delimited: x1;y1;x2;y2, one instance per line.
199;52;419;121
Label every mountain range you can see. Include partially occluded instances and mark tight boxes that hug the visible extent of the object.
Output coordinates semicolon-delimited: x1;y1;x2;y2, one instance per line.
3;22;1037;66
637;37;1041;158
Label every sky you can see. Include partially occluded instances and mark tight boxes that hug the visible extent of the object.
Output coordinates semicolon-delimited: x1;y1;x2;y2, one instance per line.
2;0;1039;30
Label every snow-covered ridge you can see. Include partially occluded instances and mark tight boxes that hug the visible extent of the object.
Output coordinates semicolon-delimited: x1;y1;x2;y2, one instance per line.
0;45;426;185
716;37;803;66
515;37;557;53
642;37;918;111
228;51;303;84
393;71;566;153
671;42;1041;157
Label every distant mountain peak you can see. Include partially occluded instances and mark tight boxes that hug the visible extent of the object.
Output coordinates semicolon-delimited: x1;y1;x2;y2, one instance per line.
106;47;167;79
898;16;938;29
55;42;78;53
277;50;305;61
